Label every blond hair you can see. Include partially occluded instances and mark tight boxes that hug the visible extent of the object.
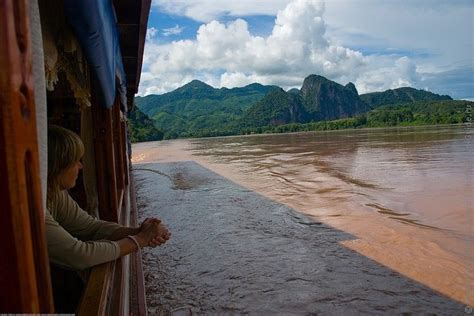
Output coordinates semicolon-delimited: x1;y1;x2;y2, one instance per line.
47;125;84;203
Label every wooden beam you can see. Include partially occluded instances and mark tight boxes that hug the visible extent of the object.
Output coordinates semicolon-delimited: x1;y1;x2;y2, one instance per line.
128;174;148;315
0;0;54;312
114;0;151;96
91;91;119;222
122;120;130;186
77;262;114;316
107;257;126;316
113;104;125;191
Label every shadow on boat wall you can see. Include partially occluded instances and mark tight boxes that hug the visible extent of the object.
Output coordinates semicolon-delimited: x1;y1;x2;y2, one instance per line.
0;0;151;314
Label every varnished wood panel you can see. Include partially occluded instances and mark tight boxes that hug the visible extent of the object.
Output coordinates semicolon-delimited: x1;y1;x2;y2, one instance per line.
0;0;54;312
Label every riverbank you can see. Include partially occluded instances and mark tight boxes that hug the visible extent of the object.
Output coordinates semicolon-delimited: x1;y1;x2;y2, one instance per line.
134;161;466;314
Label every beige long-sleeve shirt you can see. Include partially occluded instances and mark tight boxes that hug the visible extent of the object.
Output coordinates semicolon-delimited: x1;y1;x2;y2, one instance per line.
45;190;122;271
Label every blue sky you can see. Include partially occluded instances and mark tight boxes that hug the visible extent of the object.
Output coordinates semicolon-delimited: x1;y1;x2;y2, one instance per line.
140;0;473;100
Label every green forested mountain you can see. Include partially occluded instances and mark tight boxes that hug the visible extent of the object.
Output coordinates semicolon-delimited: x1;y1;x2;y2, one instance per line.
300;75;368;120
133;75;461;140
135;80;278;138
360;87;452;108
240;75;368;128
128;106;164;143
242;76;453;128
241;88;308;127
241;100;471;135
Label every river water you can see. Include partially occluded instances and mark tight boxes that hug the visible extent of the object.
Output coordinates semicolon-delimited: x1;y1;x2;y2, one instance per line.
133;124;473;312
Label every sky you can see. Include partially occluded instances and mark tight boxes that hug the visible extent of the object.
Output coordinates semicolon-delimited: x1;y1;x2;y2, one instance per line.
139;0;474;100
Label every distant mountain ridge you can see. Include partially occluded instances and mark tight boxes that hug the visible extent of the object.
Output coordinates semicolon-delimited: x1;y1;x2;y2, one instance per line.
360;87;451;108
241;75;450;128
135;80;279;138
136;80;278;117
134;75;454;139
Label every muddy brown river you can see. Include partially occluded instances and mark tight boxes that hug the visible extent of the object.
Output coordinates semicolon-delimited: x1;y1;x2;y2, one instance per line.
133;124;473;314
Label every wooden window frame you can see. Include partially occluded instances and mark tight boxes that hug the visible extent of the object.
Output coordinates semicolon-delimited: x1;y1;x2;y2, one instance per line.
0;0;54;312
1;0;149;313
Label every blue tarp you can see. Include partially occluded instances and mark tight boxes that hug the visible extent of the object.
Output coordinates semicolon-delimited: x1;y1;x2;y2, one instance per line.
63;0;127;110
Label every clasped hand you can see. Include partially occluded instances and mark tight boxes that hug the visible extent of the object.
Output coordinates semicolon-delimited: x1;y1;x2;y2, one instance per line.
139;217;171;248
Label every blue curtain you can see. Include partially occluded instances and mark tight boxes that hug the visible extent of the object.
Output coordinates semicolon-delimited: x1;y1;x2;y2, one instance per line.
63;0;127;110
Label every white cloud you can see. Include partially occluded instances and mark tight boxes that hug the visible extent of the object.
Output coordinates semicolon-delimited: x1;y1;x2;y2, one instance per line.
146;27;158;41
162;25;185;36
324;0;473;68
220;72;264;88
152;0;292;22
355;57;418;94
140;0;468;97
151;0;473;72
